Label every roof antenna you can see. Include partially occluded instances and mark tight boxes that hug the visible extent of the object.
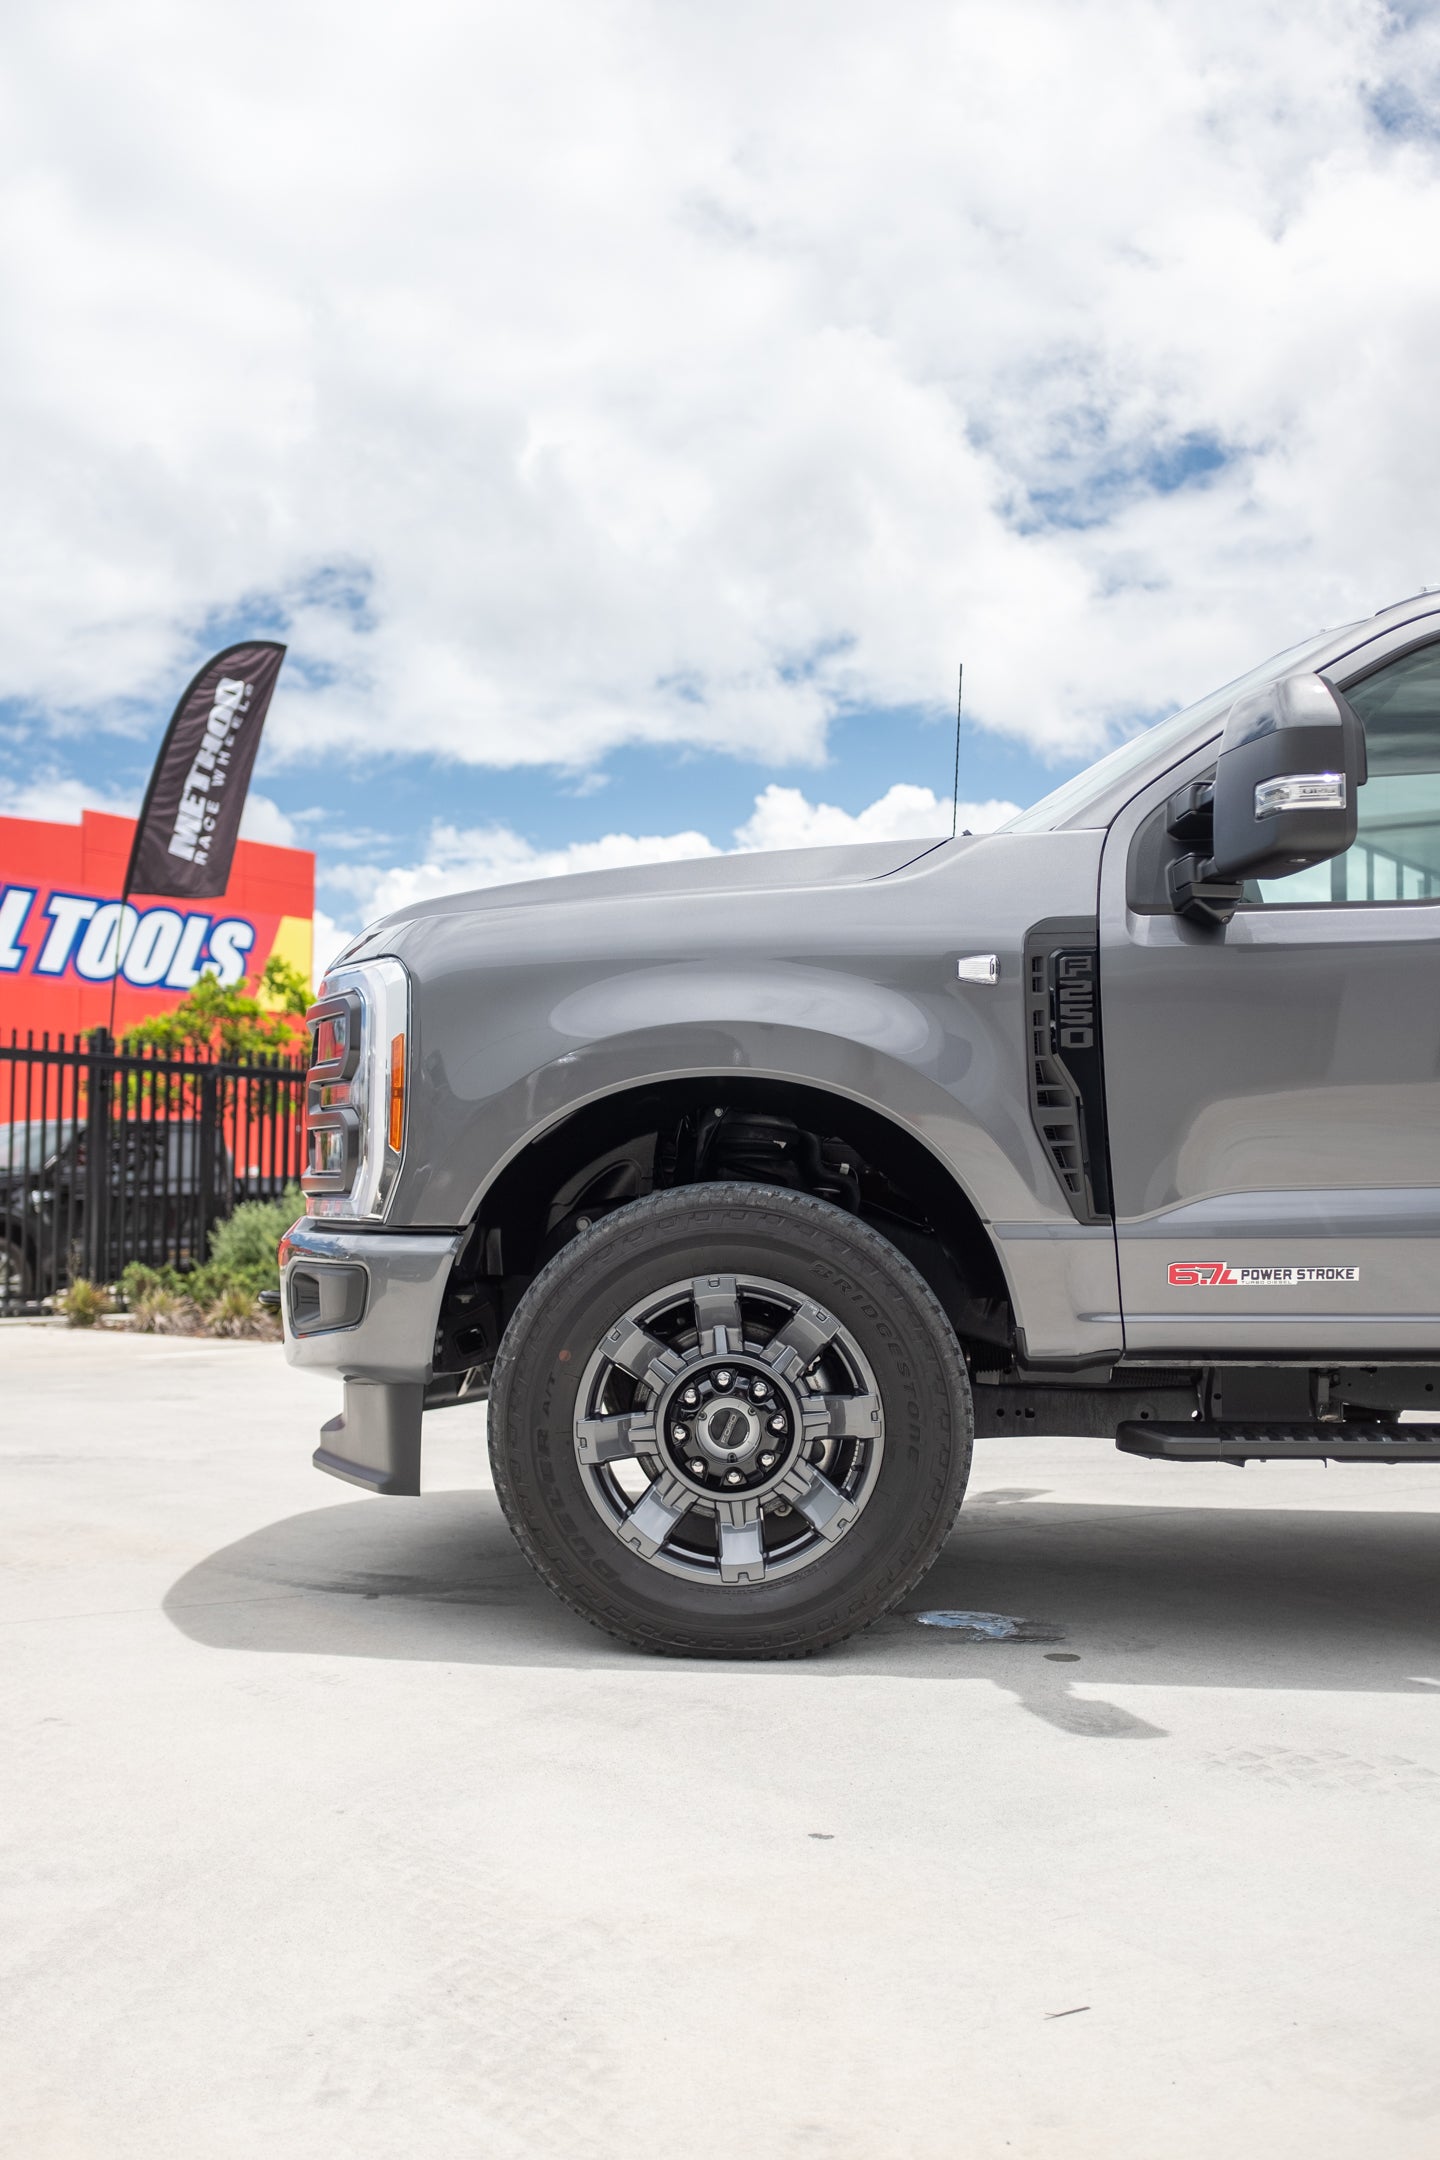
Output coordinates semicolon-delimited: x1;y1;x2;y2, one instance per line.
950;661;964;839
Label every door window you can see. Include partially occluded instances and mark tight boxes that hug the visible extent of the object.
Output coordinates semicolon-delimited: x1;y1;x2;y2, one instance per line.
1252;640;1440;904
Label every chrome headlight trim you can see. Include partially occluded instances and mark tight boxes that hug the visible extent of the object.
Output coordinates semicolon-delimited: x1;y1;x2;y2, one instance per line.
303;957;410;1221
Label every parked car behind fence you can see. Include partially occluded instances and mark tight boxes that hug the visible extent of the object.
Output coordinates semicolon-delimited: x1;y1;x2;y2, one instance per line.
0;1031;305;1311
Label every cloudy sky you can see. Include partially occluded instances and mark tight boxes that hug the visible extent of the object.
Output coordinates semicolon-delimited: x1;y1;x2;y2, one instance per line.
1;0;1438;966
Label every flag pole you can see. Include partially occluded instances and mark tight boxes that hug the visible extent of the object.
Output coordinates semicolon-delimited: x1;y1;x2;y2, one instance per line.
104;873;129;1045
950;662;964;839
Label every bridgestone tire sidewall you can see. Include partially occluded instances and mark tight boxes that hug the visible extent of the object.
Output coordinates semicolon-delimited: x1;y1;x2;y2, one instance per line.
488;1185;973;1658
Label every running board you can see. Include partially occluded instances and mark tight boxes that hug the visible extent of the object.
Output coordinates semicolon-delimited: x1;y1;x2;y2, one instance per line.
1116;1420;1440;1464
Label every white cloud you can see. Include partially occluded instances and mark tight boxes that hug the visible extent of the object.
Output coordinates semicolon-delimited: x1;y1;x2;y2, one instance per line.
322;780;1020;929
0;772;134;824
311;908;348;984
237;792;299;848
734;782;1017;852
1;0;1438;784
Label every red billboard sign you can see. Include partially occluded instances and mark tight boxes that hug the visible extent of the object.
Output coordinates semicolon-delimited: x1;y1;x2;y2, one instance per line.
0;809;314;1041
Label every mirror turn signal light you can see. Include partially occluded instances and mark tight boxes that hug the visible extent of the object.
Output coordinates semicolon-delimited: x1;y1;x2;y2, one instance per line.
1254;771;1346;818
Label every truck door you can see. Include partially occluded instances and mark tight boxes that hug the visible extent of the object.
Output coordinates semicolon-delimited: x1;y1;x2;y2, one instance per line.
1098;628;1440;1359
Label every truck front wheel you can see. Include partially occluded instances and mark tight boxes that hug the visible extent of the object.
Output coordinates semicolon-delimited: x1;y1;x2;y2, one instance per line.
488;1185;972;1657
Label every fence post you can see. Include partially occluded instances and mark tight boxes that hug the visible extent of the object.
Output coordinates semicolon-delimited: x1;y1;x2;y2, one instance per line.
196;1063;219;1269
83;1027;114;1284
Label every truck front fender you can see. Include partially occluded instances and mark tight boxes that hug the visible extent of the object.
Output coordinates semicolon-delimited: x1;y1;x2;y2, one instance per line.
395;960;1120;1362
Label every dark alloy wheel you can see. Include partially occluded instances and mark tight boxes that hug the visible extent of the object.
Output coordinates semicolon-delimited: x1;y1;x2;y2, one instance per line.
488;1185;973;1658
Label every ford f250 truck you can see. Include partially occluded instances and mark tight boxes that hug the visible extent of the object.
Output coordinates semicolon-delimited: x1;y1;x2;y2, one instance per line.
282;591;1440;1656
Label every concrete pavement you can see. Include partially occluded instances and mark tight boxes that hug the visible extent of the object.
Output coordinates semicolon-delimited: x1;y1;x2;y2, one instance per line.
3;1325;1439;2158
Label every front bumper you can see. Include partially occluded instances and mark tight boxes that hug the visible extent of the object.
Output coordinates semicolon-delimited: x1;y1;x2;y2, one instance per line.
281;1217;465;1497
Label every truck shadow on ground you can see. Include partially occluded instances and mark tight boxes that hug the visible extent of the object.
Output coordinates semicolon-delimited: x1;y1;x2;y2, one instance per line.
162;1484;1440;1735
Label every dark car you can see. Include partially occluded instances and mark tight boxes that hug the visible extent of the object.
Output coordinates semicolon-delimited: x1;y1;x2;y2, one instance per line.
0;1117;235;1306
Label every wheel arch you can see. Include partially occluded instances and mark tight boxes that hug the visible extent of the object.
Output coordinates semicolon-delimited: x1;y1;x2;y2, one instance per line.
433;1070;1019;1380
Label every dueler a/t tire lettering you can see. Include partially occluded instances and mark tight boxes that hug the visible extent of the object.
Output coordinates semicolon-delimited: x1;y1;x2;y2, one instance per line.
487;1184;973;1659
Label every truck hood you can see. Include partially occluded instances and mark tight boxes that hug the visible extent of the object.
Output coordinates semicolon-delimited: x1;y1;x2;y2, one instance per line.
335;832;964;964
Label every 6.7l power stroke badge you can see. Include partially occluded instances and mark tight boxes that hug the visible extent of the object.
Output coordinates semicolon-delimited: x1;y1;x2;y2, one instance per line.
1168;1262;1360;1287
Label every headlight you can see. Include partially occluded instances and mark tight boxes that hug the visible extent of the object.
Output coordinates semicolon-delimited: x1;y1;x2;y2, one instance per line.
302;957;410;1220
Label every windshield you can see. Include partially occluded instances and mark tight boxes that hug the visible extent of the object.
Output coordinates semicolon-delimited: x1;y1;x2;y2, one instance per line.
1001;625;1354;833
0;1120;73;1170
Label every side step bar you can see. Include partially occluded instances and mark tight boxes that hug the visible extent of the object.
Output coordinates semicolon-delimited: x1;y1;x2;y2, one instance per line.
1117;1420;1440;1464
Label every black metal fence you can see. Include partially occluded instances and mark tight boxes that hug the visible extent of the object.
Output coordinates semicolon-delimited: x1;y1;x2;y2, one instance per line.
0;1030;306;1314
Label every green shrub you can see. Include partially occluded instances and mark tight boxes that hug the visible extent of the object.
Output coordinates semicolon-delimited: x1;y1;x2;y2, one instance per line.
206;1185;304;1300
61;1278;112;1328
118;1262;171;1304
116;1187;299;1336
118;1263;197;1333
207;1281;272;1338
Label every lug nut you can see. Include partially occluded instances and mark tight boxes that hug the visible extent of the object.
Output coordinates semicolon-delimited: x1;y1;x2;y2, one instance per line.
681;1386;699;1406
724;1468;744;1486
714;1369;733;1390
759;1450;776;1469
751;1379;769;1400
769;1415;786;1433
688;1458;707;1476
672;1425;688;1443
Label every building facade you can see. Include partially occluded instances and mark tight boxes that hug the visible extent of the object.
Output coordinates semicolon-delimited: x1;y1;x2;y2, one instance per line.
0;809;314;1040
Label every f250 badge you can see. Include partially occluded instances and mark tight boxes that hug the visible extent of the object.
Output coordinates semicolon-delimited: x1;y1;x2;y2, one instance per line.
1168;1262;1360;1287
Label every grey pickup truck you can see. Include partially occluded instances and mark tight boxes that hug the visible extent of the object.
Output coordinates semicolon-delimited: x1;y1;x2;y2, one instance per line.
282;590;1440;1656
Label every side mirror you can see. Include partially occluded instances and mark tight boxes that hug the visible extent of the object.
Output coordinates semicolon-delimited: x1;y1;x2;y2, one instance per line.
1168;672;1366;926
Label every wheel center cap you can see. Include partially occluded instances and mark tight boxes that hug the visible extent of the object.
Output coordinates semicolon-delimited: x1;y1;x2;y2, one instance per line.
695;1399;760;1464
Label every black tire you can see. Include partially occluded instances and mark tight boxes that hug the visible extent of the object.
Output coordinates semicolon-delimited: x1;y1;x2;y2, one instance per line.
488;1184;973;1658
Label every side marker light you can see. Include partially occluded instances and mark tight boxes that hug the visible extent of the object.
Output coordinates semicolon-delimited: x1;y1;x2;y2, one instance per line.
388;1033;406;1153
